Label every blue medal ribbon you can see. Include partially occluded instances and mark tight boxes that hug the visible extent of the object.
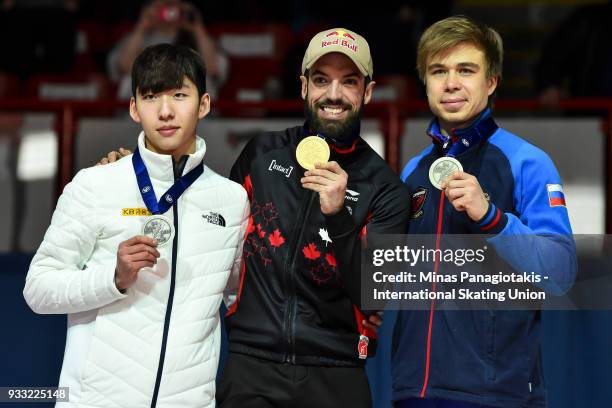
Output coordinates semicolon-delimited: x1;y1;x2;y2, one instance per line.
301;124;326;141
132;148;204;215
427;108;498;158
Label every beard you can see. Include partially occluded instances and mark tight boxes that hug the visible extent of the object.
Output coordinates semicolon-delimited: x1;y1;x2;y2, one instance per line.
304;97;363;144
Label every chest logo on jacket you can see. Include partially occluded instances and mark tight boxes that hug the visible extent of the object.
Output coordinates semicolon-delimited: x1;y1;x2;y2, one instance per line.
268;159;294;178
411;187;428;219
303;242;340;286
345;189;360;202
202;211;226;227
319;228;333;246
122;208;152;216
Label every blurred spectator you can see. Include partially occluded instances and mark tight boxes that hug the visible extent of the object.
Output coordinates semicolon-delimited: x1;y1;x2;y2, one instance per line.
0;0;78;76
107;0;228;100
282;0;452;101
536;1;612;107
2;0;77;9
359;1;424;100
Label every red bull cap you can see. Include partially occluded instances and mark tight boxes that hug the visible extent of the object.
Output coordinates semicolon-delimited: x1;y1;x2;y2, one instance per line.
301;28;373;78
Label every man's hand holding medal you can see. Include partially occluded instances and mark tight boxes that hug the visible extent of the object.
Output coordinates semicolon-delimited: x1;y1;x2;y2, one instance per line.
296;136;348;216
115;235;160;291
430;156;489;222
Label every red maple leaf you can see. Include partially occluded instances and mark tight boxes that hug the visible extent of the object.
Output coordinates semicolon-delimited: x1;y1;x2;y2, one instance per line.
259;246;272;267
243;236;259;258
310;264;332;285
302;243;321;260
252;201;263;218
261;202;279;225
268;229;285;248
256;224;266;238
325;253;337;268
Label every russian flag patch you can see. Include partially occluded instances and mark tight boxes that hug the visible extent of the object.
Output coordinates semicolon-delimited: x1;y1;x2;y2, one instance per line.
547;184;566;207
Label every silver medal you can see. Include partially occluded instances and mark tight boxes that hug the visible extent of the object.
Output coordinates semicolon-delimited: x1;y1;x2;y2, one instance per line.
428;157;463;190
142;215;175;247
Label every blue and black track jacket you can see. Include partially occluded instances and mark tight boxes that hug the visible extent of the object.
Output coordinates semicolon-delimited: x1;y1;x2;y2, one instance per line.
392;109;577;407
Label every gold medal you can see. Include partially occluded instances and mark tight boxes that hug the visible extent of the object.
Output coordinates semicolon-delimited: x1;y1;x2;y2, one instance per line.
296;136;330;170
142;215;175;247
429;157;463;190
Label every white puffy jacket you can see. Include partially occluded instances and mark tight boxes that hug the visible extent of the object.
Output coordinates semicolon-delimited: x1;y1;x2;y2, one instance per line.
24;133;249;408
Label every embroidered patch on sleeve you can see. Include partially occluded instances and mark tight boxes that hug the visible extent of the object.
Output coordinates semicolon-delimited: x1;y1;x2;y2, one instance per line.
547;184;566;207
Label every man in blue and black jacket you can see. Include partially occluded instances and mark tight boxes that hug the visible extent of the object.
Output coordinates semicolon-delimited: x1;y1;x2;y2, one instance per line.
392;16;577;408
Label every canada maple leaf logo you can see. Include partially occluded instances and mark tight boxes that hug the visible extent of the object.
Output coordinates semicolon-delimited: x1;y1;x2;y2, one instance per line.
268;229;285;248
251;201;263;218
256;224;266;238
310;263;332;285
244;234;261;259
261;202;279;226
319;228;332;246
302;243;321;260
325;253;337;268
259;246;272;267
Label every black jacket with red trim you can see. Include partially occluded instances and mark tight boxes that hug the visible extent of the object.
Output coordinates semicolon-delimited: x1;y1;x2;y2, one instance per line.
226;125;410;366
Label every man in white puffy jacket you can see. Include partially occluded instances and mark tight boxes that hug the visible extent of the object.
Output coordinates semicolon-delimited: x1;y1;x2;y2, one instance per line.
23;44;249;408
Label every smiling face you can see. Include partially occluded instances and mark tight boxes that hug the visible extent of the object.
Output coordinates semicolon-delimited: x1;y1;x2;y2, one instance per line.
425;42;497;134
129;76;210;159
300;52;375;142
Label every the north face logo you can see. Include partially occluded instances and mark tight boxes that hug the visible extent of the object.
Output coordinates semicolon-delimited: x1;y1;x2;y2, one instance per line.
202;212;226;227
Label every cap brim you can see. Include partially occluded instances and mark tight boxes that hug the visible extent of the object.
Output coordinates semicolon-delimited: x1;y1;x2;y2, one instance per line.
304;49;370;77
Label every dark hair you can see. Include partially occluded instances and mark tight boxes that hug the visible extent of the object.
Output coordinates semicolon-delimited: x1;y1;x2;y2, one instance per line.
131;43;207;98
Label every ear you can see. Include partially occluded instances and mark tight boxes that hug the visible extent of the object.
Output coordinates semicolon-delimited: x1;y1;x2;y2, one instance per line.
198;93;211;119
300;75;308;100
129;97;141;123
487;75;498;96
363;80;376;105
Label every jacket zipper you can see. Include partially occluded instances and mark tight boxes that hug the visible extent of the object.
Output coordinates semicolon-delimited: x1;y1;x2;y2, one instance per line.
150;159;185;408
282;191;316;363
420;188;446;398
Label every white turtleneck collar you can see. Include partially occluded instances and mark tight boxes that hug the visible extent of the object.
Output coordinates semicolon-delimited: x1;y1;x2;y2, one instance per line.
136;131;207;181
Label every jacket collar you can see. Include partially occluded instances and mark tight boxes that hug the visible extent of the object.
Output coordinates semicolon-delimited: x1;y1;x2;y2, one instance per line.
427;108;498;157
137;131;206;181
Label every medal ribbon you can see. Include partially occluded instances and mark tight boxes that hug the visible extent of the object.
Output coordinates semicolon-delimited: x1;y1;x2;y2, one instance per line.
301;124;326;140
427;108;498;158
132;148;204;215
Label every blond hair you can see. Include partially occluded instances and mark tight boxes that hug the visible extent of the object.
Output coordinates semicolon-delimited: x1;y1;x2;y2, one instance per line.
416;15;503;82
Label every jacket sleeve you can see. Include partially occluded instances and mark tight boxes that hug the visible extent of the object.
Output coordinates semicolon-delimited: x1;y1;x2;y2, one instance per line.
224;190;250;308
23;169;126;314
229;135;257;199
470;149;577;295
326;180;411;311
